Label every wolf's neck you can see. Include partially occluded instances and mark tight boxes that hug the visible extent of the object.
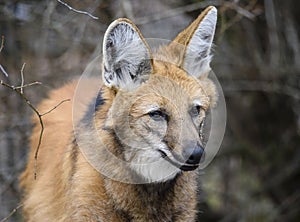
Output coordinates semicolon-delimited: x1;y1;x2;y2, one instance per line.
104;171;197;221
136;173;181;195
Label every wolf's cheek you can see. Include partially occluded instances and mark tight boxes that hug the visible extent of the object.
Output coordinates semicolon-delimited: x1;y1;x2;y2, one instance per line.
130;116;168;141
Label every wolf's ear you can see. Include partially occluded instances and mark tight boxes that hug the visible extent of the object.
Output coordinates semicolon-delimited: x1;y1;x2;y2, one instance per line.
173;6;217;78
102;18;152;90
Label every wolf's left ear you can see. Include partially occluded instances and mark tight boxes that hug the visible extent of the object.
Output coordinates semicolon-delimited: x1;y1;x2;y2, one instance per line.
102;18;152;90
174;6;217;78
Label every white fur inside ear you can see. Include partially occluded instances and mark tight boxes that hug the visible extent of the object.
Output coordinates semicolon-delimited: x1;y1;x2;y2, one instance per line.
183;7;217;78
102;20;151;90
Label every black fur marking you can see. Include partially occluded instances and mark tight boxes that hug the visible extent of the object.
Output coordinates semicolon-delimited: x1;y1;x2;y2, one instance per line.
115;209;133;222
106;39;113;48
197;49;208;61
104;65;109;73
104;74;111;84
115;67;122;79
95;90;105;111
69;138;79;181
202;33;211;41
136;59;151;77
129;71;135;80
80;89;106;127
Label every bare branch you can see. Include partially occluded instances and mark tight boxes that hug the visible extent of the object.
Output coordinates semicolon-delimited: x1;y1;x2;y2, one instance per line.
134;0;257;25
223;1;256;20
135;0;223;25
0;204;23;222
0;36;9;77
40;99;70;116
264;0;280;67
57;0;99;20
1;65;70;180
20;63;26;94
0;64;8;77
1;79;45;179
14;81;42;89
1;79;70;179
0;36;4;53
135;0;257;25
33;99;71;179
219;0;260;36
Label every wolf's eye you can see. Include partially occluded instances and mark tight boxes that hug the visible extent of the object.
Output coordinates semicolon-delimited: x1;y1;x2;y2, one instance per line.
148;110;169;121
190;105;201;117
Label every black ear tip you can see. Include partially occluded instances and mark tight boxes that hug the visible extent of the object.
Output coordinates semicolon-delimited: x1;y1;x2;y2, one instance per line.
106;39;113;48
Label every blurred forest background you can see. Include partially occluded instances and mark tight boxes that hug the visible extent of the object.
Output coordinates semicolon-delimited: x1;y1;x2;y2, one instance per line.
0;0;300;221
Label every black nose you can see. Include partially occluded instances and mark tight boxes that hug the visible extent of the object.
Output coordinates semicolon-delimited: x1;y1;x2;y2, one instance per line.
185;144;205;165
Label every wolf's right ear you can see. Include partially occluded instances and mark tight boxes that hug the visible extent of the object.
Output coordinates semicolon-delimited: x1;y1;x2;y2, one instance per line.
102;19;152;90
173;6;217;78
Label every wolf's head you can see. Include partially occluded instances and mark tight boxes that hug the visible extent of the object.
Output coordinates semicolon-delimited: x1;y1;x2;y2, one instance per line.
98;6;218;182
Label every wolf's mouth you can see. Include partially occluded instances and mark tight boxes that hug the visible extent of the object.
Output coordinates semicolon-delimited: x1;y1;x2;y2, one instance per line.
157;150;199;171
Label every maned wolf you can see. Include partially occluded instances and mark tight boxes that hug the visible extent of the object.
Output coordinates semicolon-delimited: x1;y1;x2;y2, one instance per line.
20;6;218;222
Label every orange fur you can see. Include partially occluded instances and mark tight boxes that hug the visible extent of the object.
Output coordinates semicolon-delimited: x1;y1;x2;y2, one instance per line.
20;6;218;221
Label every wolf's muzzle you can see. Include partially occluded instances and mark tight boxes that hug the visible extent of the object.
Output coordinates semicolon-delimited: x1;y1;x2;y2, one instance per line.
184;143;205;165
158;143;205;171
180;143;205;171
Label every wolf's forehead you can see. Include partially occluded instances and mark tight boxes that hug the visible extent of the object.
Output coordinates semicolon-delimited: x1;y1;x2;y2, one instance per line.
152;66;206;96
138;74;209;107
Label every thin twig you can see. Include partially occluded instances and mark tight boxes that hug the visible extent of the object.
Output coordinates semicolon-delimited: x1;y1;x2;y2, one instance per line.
264;0;280;67
33;98;70;179
0;78;70;179
57;0;99;20
219;0;259;36
0;204;23;222
0;64;8;77
1;79;45;179
33;113;44;180
14;81;42;89
223;1;256;20
41;99;70;116
0;36;8;77
135;0;223;25
0;36;4;53
20;63;26;94
135;0;257;25
1;61;70;180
